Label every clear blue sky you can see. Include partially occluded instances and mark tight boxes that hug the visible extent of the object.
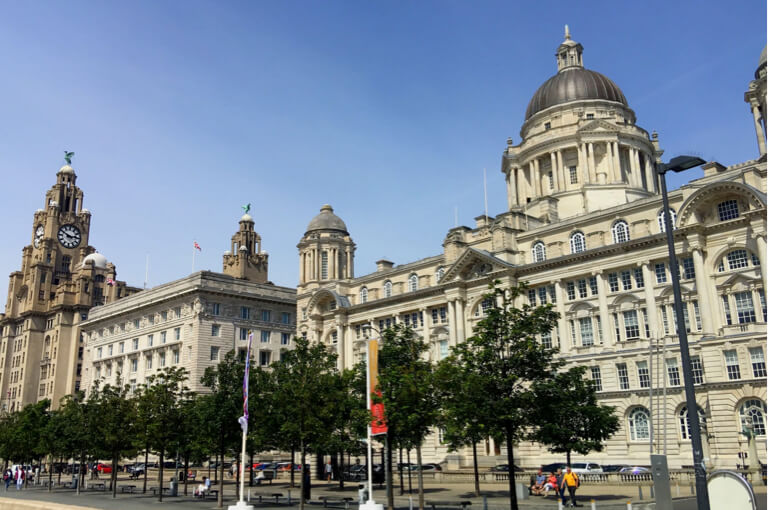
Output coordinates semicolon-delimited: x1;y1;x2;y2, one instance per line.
0;1;765;300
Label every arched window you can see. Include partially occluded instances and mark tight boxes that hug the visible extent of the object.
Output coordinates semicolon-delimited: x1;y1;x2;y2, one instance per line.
532;242;546;263
94;274;105;283
383;280;392;298
61;255;71;273
717;199;740;221
570;231;586;254
739;399;767;437
408;274;418;292
611;220;630;244
628;407;650;441
359;287;368;304
320;252;329;280
678;406;706;440
658;208;677;233
435;267;445;283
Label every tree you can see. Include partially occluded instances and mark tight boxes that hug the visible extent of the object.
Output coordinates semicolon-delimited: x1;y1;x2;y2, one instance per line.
40;405;69;491
140;366;192;501
452;280;560;510
200;350;246;508
531;366;619;466
271;337;338;510
57;392;93;495
377;324;439;510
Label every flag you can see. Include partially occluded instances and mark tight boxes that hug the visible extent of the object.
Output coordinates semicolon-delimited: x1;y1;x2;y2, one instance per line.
368;339;388;435
238;330;253;432
194;241;201;251
106;278;115;287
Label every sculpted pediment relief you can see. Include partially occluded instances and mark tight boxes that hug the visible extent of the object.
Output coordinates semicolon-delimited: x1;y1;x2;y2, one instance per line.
441;248;513;283
578;119;619;134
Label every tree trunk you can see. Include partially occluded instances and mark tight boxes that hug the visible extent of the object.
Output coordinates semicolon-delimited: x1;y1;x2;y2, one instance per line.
184;455;190;496
111;452;118;498
235;453;241;500
290;448;296;488
47;454;53;492
299;440;306;510
249;452;254;487
407;449;412;493
338;450;345;490
77;451;85;495
566;450;571;468
56;456;62;485
416;445;425;510
505;426;518;510
472;441;480;497
158;450;165;502
398;448;404;495
142;447;148;493
218;448;225;508
386;436;394;510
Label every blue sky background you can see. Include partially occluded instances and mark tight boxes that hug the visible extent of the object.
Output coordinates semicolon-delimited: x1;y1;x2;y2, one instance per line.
0;1;765;300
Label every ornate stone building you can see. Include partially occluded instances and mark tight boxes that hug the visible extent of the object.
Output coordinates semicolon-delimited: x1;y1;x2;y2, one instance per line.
296;31;767;468
0;162;138;411
80;215;296;395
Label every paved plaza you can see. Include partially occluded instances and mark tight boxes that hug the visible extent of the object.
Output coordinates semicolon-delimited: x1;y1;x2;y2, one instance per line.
0;475;765;510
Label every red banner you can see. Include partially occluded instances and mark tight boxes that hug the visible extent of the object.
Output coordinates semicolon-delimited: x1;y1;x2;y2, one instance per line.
369;340;388;435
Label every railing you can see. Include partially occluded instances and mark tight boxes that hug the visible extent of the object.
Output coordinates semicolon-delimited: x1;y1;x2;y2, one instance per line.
432;469;701;486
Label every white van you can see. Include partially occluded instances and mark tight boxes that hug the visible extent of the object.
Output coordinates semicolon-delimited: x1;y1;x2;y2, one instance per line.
569;462;603;474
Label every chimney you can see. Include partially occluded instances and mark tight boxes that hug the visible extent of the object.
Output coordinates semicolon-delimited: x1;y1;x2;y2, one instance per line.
376;259;394;272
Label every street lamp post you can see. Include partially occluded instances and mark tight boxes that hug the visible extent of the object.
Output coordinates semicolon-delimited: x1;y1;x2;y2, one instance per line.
657;155;710;510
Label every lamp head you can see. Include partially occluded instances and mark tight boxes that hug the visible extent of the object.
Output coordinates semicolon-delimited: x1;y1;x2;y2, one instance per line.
661;155;707;174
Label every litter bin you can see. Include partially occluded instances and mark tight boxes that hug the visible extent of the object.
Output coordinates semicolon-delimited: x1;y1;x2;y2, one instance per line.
358;484;368;504
302;469;311;501
71;475;78;489
169;477;178;497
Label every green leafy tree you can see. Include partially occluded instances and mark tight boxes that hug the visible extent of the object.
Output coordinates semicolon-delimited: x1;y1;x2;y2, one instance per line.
377;324;439;510
200;350;245;508
12;400;51;486
271;337;338;510
57;392;93;495
452;280;560;510
531;366;619;466
40;405;69;491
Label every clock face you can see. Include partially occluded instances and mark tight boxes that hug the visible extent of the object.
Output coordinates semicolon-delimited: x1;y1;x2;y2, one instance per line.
34;225;44;248
57;224;81;249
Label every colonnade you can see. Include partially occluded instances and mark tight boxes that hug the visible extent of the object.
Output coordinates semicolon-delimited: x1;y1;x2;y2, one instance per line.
299;244;354;283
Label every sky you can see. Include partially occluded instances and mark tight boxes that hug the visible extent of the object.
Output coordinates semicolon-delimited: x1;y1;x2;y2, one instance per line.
0;1;765;302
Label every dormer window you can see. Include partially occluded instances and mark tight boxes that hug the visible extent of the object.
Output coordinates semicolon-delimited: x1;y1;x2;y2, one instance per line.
544;122;551;130
586;113;594;120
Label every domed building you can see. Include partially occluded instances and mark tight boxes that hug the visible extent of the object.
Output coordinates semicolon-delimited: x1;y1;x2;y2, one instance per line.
297;30;766;469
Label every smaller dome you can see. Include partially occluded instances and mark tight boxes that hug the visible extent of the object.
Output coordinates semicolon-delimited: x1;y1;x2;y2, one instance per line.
306;204;348;234
240;213;254;223
224;250;232;256
81;252;107;269
36;209;44;213
81;208;91;215
239;245;248;252
59;164;75;174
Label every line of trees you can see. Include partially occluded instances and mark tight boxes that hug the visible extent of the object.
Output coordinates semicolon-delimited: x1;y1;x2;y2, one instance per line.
0;281;617;510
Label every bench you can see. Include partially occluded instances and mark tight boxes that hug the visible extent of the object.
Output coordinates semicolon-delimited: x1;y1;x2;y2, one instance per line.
90;483;106;491
205;489;219;499
120;485;136;494
319;496;355;509
150;486;173;496
426;501;472;510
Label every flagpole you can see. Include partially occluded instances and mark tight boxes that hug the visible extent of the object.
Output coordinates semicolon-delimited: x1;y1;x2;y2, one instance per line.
192;245;196;273
230;331;253;510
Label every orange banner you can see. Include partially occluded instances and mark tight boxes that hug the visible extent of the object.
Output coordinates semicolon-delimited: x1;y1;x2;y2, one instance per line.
369;339;388;435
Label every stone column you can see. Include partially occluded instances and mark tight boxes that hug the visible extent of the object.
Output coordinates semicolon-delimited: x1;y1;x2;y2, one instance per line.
588;142;597;183
554;281;568;353
752;103;767;156
455;299;466;344
633;149;643;188
595;271;612;345
756;233;768;291
447;300;457;346
337;320;346;369
550;152;558;192
299;252;305;283
518;167;527;205
506;169;518;208
641;263;660;338
557;150;565;191
329;248;336;279
533;159;541;198
612;142;621;183
644;153;657;193
578;143;588;185
692;248;714;334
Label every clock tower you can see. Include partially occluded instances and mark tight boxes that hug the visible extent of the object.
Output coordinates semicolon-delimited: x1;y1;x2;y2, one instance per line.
0;160;139;412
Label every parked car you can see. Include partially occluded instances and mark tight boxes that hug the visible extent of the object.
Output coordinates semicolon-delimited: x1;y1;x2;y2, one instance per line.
95;463;112;474
619;466;650;475
257;462;278;471
276;462;301;472
490;464;523;472
343;464;384;483
127;464;146;478
602;464;629;473
569;462;603;474
416;463;442;472
540;463;567;473
162;461;183;469
397;463;416;471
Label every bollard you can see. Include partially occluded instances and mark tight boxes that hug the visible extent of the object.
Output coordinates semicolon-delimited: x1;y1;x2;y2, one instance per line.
591;499;596;510
690;483;694;495
248;489;251;502
288;489;292;505
637;486;643;500
483;495;488;510
258;495;263;503
676;481;680;497
409;496;414;510
558;500;563;510
627;501;632;510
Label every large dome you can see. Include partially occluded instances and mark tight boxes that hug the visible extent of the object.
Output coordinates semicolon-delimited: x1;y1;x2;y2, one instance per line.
525;67;628;120
306;204;348;234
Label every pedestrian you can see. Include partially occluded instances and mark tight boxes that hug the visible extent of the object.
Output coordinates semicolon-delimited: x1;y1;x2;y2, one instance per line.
15;467;24;490
555;468;567;507
325;460;333;483
3;469;10;491
560;466;580;507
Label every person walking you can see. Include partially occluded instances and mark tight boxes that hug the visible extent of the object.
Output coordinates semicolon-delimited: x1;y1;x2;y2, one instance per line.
325;460;333;483
555;468;567;507
3;469;11;491
15;467;24;490
560;466;580;507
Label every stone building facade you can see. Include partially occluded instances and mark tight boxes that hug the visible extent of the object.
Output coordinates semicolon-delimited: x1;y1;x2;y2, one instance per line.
296;32;767;469
0;163;138;411
80;216;296;395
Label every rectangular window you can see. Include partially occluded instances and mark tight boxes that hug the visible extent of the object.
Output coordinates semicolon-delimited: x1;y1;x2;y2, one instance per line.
749;347;767;378
595;315;603;343
717;199;739;221
724;350;741;380
261;310;271;321
538;287;548;305
681;257;695;280
161;331;167;343
211;325;220;337
528;289;537;306
613;313;621;341
590;366;602;391
282;312;291;324
569;166;578;184
722;295;733;325
261;331;270;343
439;340;449;359
119;342;124;354
642;308;650;338
566;282;576;300
691;356;704;384
210;346;220;361
108;344;113;356
540;330;552;349
655;263;667;284
666;358;681;386
240;328;249;340
623;310;640;339
321;252;329;280
174;307;181;318
569;320;577;346
159;352;166;367
133;319;140;329
281;333;290;345
131;359;138;373
589;276;598;295
692;301;702;331
132;338;139;350
577;279;588;298
633;268;644;288
759;290;767;321
682;303;691;333
212;303;221;316
620;270;632;290
734;291;756;324
174;327;181;340
145;354;152;369
579;317;594;346
727;250;749;270
97;347;102;359
148;315;155;325
617;363;630;390
173;350;179;364
608;273;619;292
147;334;153;347
637;361;650;388
160;311;167;321
240;306;250;320
260;351;271;366
549;285;557;303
